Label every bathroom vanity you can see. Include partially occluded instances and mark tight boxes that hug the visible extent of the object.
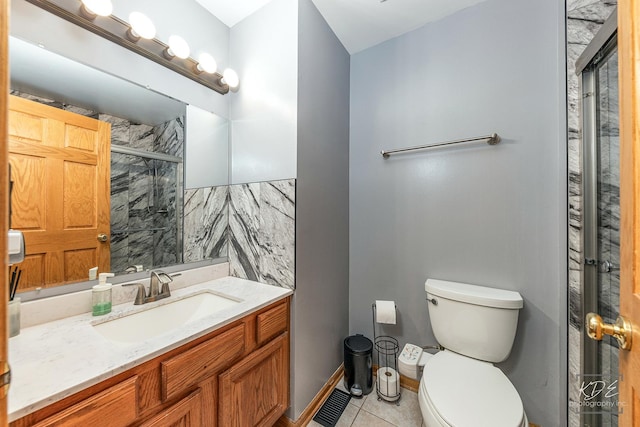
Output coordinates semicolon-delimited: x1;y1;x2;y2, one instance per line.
8;276;292;427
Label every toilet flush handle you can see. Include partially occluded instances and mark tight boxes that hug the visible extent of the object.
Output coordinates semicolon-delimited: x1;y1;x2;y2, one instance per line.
427;297;438;306
586;312;633;350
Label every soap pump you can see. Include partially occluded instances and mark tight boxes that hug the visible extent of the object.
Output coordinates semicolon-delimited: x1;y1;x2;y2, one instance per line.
92;272;115;316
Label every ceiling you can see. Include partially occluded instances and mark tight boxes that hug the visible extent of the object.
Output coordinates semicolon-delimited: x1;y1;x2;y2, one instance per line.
310;0;488;54
195;0;488;54
194;0;274;27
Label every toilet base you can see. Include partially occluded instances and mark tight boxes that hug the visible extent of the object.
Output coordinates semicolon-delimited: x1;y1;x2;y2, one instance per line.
418;384;448;427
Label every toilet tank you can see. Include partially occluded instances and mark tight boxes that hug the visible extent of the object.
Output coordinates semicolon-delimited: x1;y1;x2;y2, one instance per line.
425;279;523;363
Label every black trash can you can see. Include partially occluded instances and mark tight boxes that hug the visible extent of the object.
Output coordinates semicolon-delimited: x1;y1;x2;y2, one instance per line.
343;334;373;397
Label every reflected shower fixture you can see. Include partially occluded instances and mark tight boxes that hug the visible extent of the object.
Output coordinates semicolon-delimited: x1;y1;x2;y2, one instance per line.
26;0;238;95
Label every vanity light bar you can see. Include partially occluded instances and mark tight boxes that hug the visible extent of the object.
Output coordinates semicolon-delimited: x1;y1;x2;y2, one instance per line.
24;0;231;95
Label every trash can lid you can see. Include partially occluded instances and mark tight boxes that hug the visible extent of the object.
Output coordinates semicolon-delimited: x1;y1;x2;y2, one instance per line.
344;334;373;355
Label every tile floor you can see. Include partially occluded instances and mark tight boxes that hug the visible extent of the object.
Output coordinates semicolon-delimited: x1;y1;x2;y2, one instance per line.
308;377;424;427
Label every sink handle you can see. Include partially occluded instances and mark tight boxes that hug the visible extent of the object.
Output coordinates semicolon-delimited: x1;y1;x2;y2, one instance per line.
160;273;175;296
123;283;146;305
160;281;171;297
150;271;175;297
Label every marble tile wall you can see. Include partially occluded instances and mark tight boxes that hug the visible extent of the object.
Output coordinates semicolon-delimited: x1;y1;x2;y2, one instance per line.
10;90;98;117
566;1;618;426
183;185;229;263
228;179;296;290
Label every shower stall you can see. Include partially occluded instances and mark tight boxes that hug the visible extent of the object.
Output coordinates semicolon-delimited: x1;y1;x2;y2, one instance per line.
577;12;619;427
110;145;183;274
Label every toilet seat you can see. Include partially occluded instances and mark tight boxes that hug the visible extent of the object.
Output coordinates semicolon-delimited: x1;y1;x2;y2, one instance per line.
420;350;525;427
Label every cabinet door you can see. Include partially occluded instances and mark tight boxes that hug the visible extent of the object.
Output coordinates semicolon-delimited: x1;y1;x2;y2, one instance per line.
139;390;202;427
218;333;289;427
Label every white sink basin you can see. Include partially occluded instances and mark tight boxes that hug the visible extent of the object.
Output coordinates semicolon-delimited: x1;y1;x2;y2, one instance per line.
93;291;242;344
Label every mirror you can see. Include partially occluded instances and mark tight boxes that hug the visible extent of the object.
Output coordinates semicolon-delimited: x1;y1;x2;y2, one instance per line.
8;36;230;295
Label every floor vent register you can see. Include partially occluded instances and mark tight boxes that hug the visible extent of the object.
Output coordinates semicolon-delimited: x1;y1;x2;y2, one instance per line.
312;388;351;427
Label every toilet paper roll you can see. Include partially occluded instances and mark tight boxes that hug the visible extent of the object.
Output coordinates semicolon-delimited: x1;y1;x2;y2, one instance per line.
376;367;400;398
375;300;396;324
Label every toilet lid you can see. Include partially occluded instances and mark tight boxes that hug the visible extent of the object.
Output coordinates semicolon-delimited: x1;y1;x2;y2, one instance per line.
423;351;524;427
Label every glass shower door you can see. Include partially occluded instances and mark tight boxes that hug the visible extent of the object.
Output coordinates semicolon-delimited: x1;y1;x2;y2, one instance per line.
110;148;183;274
595;45;619;427
582;37;620;427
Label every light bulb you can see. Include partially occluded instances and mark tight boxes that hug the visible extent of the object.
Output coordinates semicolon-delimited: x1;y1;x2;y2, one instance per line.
129;12;156;39
222;68;239;89
196;53;217;74
167;35;190;59
81;0;112;16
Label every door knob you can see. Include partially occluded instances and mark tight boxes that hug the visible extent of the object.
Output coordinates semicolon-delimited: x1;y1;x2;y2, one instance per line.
97;233;109;242
586;312;633;350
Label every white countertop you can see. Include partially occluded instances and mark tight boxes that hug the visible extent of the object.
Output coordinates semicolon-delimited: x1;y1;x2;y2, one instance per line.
8;276;293;422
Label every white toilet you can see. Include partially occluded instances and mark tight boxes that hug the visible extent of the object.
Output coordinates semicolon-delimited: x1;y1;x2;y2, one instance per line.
418;279;528;427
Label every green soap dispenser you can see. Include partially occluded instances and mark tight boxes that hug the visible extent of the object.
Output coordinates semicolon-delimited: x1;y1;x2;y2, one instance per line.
92;272;115;316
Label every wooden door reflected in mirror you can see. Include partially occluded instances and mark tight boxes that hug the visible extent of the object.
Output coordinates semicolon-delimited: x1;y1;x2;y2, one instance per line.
8;95;111;291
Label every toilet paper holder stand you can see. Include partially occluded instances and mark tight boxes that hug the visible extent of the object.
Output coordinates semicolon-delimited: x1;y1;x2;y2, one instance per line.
372;303;401;403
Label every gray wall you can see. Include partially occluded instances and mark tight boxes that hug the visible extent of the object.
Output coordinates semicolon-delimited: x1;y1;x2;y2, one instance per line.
292;0;350;419
349;0;567;425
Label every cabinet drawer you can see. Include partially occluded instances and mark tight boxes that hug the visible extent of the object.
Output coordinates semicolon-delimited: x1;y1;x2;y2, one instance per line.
162;324;245;401
33;376;138;427
256;302;288;346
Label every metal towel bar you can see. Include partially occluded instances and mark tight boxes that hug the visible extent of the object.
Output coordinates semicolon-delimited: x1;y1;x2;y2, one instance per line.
381;133;501;158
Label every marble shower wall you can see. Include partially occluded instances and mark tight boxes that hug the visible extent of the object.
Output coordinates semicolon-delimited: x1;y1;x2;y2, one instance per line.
228;179;296;290
183;185;229;263
10;90;98;117
107;116;185;273
566;1;618;426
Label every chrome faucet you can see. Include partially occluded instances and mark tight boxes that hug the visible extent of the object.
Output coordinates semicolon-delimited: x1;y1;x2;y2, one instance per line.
150;270;174;298
123;270;179;305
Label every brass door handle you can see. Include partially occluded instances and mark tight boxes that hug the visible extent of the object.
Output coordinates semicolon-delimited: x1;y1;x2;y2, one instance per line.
586;312;633;350
97;233;108;242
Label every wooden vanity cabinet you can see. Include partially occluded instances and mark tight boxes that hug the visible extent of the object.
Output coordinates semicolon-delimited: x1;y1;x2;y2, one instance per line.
10;297;290;427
